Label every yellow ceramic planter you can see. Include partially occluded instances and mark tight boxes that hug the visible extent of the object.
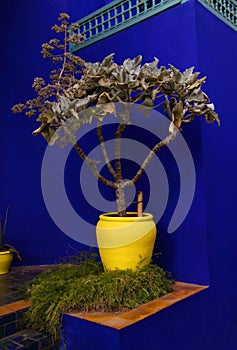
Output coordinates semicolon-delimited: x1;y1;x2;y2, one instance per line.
0;250;13;275
96;212;156;271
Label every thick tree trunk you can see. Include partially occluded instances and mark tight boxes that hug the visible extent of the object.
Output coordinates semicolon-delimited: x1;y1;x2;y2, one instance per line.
116;183;126;217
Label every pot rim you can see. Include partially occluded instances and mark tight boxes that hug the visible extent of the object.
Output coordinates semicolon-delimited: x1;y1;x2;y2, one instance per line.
99;212;154;222
0;250;13;255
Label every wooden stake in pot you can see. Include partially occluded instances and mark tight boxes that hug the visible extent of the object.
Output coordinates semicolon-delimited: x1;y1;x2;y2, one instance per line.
137;191;143;217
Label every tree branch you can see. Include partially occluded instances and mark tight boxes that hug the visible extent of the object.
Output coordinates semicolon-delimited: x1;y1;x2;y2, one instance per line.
115;123;127;181
130;128;179;185
96;121;117;180
164;94;172;119
73;142;116;188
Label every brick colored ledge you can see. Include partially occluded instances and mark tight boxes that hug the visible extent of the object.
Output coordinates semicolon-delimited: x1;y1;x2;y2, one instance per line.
68;282;208;330
0;282;208;328
0;300;31;317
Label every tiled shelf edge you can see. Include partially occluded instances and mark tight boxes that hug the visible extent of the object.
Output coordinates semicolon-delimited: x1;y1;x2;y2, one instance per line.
0;282;208;329
68;282;208;329
0;300;31;317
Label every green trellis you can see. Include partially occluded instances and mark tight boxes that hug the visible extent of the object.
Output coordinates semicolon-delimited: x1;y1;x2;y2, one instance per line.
70;0;237;52
198;0;237;31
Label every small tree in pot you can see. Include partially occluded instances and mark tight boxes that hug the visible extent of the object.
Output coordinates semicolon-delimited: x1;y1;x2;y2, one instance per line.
12;13;219;270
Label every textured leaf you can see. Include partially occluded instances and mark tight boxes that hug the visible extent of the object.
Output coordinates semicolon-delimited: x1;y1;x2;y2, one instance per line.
169;64;183;83
95;102;116;117
142;97;154;107
186;71;200;85
112;67;127;83
141;57;159;78
97;92;112;104
183;66;194;81
204;109;220;125
98;78;112;87
73;96;91;110
134;55;142;66
36;113;50;123
162;79;175;94
59;96;70;110
101;53;115;67
186;88;209;103
85;61;103;76
148;57;159;71
123;55;142;76
42;126;56;143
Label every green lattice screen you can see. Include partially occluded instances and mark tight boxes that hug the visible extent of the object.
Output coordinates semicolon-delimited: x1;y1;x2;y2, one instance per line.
71;0;236;52
70;0;185;52
198;0;237;31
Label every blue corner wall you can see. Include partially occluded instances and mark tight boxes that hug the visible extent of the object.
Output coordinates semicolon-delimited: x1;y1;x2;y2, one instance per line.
1;0;209;283
0;0;108;265
1;0;237;348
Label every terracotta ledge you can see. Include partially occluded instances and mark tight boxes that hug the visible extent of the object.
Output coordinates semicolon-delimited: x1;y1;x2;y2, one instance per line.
0;282;208;327
0;300;31;317
68;282;208;330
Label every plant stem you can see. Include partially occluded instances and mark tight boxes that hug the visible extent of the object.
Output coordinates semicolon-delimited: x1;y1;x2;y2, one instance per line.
73;143;116;189
3;207;9;237
164;94;172;119
115;123;127;181
115;182;127;216
130;129;179;185
96;121;117;180
58;27;68;82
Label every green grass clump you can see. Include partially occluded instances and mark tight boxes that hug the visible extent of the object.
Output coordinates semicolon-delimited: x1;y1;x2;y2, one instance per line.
22;253;174;342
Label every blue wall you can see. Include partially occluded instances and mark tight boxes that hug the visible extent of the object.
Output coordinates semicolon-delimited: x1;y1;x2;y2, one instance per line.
1;0;209;284
75;0;211;285
0;0;107;265
1;0;237;348
196;2;237;348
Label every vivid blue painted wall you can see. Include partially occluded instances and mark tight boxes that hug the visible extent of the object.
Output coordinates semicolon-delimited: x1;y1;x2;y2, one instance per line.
62;4;237;348
74;0;210;286
0;0;106;265
1;0;237;348
196;2;237;348
1;0;210;284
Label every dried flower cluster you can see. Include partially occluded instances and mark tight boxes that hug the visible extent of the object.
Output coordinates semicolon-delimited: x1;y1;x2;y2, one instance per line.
12;13;84;118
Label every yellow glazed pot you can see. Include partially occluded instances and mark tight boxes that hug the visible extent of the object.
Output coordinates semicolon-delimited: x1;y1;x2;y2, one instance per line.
96;212;156;271
0;250;13;275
